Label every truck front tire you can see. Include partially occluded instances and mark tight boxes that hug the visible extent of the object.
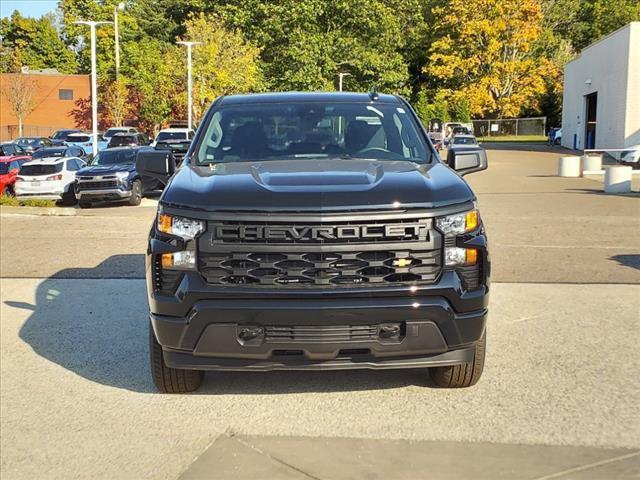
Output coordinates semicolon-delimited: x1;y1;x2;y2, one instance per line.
149;323;204;393
430;330;486;388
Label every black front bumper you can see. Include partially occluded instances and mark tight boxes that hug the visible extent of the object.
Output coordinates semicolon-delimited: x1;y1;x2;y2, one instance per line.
148;267;488;371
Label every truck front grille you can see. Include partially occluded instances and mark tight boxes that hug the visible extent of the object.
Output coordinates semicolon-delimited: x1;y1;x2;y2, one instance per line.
199;249;440;287
77;180;118;190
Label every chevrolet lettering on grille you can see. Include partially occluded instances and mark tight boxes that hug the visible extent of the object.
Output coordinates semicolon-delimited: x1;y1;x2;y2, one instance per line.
213;222;430;242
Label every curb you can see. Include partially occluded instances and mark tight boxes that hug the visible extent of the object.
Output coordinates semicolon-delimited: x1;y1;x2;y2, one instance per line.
0;205;78;216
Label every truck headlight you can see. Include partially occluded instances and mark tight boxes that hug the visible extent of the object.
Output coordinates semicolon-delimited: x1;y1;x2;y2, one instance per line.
115;171;129;182
158;213;204;239
435;209;479;235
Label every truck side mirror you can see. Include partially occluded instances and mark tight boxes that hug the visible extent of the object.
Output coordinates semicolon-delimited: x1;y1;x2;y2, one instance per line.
136;147;176;186
446;148;488;176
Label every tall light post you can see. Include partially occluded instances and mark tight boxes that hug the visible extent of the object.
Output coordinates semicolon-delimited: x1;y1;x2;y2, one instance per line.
338;72;351;92
114;2;125;78
75;20;112;157
177;41;201;132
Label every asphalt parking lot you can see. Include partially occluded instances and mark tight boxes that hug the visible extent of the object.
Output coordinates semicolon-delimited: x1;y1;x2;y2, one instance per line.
1;145;639;479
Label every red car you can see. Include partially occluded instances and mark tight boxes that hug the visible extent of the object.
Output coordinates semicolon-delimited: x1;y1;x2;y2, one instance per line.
0;143;31;195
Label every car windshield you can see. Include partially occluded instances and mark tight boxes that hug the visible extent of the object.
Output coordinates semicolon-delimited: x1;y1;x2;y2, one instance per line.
0;145;16;156
109;135;136;147
92;149;137;165
195;102;430;164
32;148;67;159
67;135;91;143
52;130;75;140
105;128;129;137
157;132;187;141
453;137;477;145
16;138;38;147
20;163;63;175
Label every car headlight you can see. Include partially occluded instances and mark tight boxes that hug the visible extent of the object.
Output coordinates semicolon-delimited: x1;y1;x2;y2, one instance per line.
435;209;479;235
115;171;129;181
158;213;204;239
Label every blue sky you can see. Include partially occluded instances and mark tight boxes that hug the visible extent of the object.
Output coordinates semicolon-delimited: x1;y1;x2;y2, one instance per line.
1;0;58;19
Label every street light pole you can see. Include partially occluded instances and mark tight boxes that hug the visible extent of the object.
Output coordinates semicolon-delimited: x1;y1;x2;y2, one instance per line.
75;20;112;157
114;2;125;78
338;72;351;92
177;41;201;132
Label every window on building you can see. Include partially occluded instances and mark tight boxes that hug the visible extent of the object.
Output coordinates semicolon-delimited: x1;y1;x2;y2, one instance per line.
59;89;74;100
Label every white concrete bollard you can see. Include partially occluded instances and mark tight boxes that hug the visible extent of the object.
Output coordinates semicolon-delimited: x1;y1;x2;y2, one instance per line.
604;165;632;194
558;156;581;177
581;154;602;173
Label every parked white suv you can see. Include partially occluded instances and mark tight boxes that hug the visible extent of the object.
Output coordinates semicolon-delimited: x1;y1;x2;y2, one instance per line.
151;128;194;147
15;157;86;205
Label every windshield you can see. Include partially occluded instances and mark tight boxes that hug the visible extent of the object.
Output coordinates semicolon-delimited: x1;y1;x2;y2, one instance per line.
109;135;137;147
157;132;187;141
67;135;91;143
20;163;63;175
195;102;430;164
105;128;129;137
16;138;38;147
52;130;75;140
453;137;477;145
92;149;137;166
32;148;66;159
0;145;16;156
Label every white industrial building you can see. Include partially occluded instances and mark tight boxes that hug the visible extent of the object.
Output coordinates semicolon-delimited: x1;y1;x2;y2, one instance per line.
561;22;640;150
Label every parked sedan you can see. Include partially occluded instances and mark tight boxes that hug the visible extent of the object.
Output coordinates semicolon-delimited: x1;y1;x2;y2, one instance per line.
15;156;86;205
64;133;108;155
31;146;88;161
15;137;54;154
107;132;149;148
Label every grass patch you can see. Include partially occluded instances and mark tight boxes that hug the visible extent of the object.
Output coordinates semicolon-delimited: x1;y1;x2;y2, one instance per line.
478;135;547;143
0;195;57;208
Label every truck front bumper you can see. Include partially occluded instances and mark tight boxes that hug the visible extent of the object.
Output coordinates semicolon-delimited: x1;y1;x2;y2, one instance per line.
149;267;488;371
76;188;131;201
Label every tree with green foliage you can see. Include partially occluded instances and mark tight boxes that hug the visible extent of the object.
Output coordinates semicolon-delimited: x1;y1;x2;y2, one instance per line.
181;13;263;121
0;11;78;73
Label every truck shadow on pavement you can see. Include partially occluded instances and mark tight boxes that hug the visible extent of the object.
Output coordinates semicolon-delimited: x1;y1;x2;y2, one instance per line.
12;254;430;394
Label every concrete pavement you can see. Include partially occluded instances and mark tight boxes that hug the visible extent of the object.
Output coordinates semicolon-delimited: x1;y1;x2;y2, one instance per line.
1;145;639;479
1;278;639;479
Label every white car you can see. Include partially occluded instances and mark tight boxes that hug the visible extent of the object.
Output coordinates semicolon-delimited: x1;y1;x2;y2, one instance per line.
620;145;640;168
15;156;86;205
151;128;194;147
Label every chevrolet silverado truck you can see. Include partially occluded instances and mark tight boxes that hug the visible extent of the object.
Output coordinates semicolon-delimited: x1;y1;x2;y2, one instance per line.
137;92;489;393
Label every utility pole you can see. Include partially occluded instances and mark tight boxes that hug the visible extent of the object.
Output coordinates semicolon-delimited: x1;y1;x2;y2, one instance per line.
177;41;201;132
338;72;351;92
74;20;112;157
114;2;125;78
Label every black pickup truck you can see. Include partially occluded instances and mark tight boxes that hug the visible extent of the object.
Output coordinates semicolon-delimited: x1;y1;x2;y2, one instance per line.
137;92;489;393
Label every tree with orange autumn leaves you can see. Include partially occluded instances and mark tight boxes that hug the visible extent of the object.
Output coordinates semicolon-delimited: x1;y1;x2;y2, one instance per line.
425;0;555;118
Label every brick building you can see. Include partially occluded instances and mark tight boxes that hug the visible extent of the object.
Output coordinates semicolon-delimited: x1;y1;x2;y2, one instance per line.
0;69;90;141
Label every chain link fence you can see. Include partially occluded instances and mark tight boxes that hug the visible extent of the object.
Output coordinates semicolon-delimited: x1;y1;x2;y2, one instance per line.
0;125;67;142
472;117;546;138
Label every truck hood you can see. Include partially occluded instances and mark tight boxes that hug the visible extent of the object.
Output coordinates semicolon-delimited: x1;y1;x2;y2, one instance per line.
161;158;474;212
78;164;135;175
